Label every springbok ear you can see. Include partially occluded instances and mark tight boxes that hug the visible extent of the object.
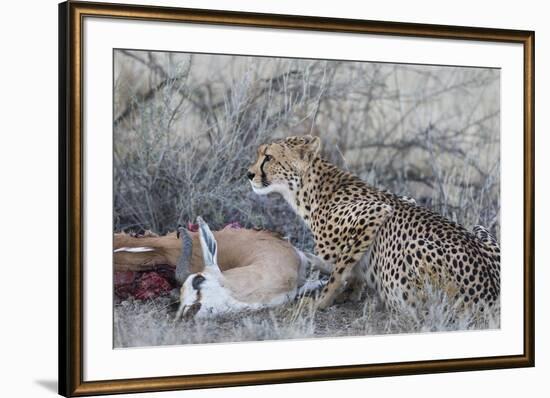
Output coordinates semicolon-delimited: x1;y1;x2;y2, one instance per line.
196;216;219;271
297;135;321;160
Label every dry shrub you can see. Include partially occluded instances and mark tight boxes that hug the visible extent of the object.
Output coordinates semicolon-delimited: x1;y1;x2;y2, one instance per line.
113;50;500;347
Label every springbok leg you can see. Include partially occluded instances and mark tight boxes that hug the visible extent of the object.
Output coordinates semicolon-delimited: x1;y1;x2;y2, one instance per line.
297;279;327;297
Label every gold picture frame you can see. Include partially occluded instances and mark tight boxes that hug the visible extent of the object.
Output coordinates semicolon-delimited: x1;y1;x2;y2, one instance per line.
59;1;534;396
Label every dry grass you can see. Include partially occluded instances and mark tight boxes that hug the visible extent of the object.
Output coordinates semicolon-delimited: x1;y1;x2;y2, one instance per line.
113;50;500;348
114;285;499;347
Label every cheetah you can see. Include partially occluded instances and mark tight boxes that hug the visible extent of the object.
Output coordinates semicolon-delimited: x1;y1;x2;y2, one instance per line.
247;135;500;313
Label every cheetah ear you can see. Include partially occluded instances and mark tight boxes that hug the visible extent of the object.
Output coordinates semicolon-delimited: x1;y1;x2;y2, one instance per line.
298;135;321;161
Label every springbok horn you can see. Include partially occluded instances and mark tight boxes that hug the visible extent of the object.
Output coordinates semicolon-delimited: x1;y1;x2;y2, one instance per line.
175;225;193;285
196;216;219;271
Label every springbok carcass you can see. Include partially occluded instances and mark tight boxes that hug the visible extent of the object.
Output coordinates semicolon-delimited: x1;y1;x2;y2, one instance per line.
114;220;329;307
175;217;326;319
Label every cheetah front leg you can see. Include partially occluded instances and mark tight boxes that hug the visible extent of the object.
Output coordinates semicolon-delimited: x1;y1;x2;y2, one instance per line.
316;202;393;309
347;250;371;302
316;250;366;309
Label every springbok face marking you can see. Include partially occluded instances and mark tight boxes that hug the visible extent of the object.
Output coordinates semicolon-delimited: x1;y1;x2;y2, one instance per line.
176;269;245;320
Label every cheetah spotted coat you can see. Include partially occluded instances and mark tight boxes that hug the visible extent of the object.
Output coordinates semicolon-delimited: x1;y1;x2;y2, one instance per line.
248;136;500;312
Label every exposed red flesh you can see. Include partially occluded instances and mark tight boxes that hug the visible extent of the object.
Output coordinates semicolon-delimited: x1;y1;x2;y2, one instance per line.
115;267;176;300
114;221;242;300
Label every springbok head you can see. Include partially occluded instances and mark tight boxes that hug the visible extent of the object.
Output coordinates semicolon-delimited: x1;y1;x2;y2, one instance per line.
175;217;243;320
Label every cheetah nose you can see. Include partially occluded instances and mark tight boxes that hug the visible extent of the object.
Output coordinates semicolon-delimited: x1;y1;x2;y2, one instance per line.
247;171;255;180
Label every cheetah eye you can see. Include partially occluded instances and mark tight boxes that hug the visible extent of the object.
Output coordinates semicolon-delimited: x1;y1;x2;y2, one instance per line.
264;154;273;161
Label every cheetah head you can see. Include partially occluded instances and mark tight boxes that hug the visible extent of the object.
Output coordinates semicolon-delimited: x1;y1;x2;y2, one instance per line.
247;135;320;196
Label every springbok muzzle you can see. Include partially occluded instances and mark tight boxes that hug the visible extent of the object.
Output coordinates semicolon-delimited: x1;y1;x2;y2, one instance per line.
175;302;202;321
